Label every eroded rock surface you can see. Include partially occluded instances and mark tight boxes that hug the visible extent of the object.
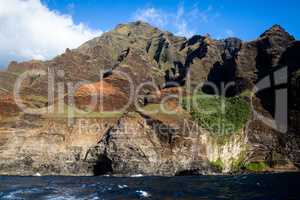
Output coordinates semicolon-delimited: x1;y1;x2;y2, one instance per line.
0;21;299;175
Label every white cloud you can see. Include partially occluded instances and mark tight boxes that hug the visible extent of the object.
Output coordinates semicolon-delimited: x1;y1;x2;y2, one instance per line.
0;0;102;67
133;7;167;28
174;20;194;38
174;5;194;38
133;6;195;37
132;4;218;38
66;3;75;15
226;29;235;37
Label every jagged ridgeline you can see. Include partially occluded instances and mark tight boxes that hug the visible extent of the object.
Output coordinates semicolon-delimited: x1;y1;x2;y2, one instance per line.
0;21;299;176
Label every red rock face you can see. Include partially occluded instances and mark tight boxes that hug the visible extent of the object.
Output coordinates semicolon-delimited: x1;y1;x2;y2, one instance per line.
76;81;121;97
8;60;45;73
74;78;129;112
0;95;19;117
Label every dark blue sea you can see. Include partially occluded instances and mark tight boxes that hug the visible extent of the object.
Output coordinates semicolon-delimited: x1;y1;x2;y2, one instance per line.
0;173;299;200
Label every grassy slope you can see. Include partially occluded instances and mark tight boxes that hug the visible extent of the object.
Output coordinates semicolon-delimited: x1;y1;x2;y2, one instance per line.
182;94;251;137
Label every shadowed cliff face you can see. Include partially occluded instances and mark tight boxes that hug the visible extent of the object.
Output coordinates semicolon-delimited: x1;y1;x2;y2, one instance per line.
201;38;242;96
0;21;299;176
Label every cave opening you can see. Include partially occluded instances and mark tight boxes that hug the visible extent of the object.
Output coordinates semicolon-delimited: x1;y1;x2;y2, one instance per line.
93;154;113;176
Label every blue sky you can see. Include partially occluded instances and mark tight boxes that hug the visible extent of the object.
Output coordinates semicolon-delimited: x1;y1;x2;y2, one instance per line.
42;0;300;40
0;0;299;67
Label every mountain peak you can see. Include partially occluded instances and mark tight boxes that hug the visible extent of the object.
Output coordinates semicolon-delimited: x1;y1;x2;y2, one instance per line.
260;24;295;40
115;21;158;30
111;21;164;37
131;20;153;27
269;24;286;31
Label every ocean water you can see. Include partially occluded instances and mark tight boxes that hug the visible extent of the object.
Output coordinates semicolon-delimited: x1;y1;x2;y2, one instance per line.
0;173;299;200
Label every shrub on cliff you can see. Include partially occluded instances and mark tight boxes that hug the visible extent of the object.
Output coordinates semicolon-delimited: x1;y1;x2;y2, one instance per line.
182;94;251;136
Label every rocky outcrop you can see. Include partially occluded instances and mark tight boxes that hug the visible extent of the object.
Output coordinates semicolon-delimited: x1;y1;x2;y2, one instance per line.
0;21;299;175
88;113;212;176
0;116;118;176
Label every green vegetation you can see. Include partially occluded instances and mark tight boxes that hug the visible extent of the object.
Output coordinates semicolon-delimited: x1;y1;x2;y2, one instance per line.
230;151;247;171
210;158;224;172
295;69;300;78
142;103;174;114
244;162;269;172
0;116;20;124
12;95;50;111
182;94;251;137
44;104;123;119
142;103;164;113
139;103;191;124
10;68;27;76
25;95;48;103
270;151;289;166
240;89;253;98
